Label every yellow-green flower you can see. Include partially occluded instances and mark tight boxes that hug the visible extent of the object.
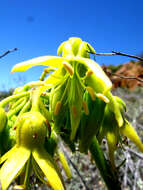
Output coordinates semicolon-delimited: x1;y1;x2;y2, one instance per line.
0;111;65;190
98;96;143;169
11;37;112;141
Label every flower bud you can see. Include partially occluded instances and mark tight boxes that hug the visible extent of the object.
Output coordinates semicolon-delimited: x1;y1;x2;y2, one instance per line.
16;112;47;149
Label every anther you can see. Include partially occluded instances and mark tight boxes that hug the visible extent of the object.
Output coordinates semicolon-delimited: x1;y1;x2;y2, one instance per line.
86;86;96;101
54;101;62;115
96;93;109;103
82;101;89;115
62;61;74;76
86;70;93;77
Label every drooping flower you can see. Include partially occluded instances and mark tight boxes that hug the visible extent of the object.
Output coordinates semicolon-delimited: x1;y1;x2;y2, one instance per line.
0;111;65;190
11;37;113;141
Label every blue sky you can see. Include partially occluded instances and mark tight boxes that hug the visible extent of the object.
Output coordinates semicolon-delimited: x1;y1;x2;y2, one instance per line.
0;0;143;91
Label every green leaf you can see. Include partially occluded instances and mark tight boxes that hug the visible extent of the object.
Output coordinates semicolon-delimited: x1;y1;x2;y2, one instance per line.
0;146;30;190
32;147;65;190
11;56;65;72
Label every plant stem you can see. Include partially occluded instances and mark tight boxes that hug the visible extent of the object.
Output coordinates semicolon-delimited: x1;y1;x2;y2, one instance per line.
89;136;121;190
31;88;41;112
7;97;28;118
0;91;30;108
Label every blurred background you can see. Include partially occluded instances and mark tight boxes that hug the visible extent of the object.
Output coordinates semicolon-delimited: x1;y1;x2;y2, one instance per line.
0;0;143;90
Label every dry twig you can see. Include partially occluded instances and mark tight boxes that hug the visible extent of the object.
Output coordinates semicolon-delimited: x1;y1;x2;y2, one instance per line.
0;48;18;59
87;47;143;61
105;70;143;83
125;147;143;160
59;141;90;190
133;160;141;190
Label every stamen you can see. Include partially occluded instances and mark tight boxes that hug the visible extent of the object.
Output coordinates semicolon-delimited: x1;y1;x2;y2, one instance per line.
86;86;96;101
86;70;93;77
54;101;62;115
62;61;74;76
82;101;89;115
44;68;56;73
96;93;109;103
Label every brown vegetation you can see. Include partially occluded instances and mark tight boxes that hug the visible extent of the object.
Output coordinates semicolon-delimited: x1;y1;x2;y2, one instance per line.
102;61;143;90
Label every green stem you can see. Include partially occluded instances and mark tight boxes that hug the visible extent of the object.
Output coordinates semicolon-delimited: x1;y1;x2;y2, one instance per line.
7;97;28;118
40;71;47;81
89;136;121;190
31;88;41;112
11;97;25;109
0;91;30;108
39;99;51;121
19;98;31;116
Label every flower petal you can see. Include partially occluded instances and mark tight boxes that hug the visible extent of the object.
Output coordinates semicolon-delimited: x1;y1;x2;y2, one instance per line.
11;56;65;73
0;145;17;164
0;146;31;190
120;120;143;152
32;147;65;190
45;67;64;87
71;57;112;93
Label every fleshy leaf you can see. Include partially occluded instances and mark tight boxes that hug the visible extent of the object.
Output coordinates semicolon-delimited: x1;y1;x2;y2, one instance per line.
32;147;65;190
11;56;65;72
0;146;30;190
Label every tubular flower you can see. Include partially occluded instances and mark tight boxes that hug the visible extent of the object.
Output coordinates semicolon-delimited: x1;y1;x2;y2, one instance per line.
97;96;143;169
0;111;65;190
11;37;112;140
